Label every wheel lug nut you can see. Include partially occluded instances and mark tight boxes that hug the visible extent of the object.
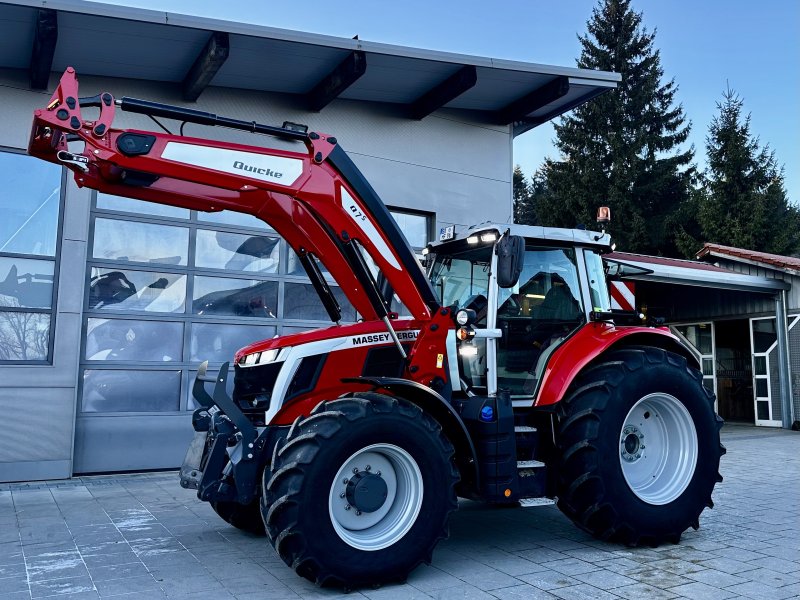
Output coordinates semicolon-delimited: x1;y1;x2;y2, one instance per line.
365;465;371;471
339;492;345;498
376;471;381;477
345;505;351;511
356;510;362;516
352;467;359;473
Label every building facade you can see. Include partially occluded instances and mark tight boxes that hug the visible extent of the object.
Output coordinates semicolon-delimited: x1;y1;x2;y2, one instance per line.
0;0;619;481
609;249;798;431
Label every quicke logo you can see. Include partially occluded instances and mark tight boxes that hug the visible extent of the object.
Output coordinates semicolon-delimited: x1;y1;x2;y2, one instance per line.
233;160;283;178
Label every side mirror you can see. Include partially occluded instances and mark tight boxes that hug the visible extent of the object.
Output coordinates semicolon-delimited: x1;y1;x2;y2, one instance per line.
496;234;525;288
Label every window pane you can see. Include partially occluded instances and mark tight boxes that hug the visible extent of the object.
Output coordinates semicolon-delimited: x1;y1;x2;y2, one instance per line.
0;311;50;360
389;210;429;248
198;210;269;230
752;319;777;353
85;318;183;361
89;268;186;313
702;358;714;377
287;249;330;276
195;229;280;273
193;276;278;318
82;369;180;412
284;283;356;322
96;192;189;219
0;257;54;308
756;399;770;421
754;355;767;376
0;153;61;256
187;367;234;410
93;218;189;266
755;378;768;398
676;324;712;355
190;323;276;363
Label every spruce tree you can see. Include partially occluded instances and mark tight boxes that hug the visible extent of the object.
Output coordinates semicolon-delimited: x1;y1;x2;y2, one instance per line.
513;165;532;224
513;166;549;226
541;0;695;256
698;89;799;255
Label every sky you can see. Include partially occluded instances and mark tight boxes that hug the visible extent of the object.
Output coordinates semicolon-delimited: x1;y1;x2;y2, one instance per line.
92;0;799;204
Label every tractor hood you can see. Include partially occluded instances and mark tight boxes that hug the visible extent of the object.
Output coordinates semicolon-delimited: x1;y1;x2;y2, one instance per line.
233;319;424;364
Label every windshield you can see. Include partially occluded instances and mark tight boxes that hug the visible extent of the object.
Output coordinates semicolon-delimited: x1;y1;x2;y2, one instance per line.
428;247;492;318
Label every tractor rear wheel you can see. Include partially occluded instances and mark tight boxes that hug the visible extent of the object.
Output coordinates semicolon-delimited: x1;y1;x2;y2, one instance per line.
261;393;459;588
556;346;725;546
210;498;265;535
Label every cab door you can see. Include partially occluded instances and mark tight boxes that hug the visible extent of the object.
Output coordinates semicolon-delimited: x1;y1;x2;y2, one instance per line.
494;247;585;399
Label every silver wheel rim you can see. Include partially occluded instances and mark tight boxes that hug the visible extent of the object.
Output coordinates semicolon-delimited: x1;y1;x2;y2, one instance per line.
328;443;423;551
619;393;698;505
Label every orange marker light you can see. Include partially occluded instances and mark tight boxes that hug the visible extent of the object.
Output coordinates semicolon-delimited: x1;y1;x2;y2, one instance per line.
504;489;512;498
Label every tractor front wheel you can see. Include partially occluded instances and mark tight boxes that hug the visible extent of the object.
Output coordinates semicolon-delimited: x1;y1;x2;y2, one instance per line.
261;393;459;588
210;498;265;535
556;346;725;546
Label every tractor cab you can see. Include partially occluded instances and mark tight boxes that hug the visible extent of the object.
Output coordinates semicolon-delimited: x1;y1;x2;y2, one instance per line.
426;224;613;401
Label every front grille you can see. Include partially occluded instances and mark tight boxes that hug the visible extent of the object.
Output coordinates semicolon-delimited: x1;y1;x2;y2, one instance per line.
233;361;283;411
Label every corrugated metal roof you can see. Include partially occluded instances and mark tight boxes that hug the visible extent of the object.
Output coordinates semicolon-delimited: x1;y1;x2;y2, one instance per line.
0;0;620;132
606;251;788;293
698;243;800;276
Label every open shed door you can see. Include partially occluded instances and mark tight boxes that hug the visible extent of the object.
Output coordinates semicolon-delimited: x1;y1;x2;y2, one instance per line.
670;323;717;405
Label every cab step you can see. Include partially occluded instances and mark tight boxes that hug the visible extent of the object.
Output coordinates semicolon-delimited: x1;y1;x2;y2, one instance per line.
517;460;545;469
519;497;555;507
514;425;537;433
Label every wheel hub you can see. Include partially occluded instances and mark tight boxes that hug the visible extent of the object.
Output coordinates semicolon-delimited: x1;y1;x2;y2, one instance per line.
345;471;388;513
620;425;644;462
328;444;423;551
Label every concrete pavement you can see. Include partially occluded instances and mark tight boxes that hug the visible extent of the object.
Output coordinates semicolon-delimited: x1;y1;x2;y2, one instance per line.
1;423;798;599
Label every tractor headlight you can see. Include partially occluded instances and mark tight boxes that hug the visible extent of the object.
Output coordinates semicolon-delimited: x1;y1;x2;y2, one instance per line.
239;348;286;367
455;309;476;326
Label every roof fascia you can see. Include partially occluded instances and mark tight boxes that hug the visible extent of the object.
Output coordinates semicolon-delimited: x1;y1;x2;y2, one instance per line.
703;250;800;277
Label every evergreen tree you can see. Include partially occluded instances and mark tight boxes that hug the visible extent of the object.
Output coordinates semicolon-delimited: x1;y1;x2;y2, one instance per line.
698;89;800;255
513;165;549;226
541;0;695;256
512;165;532;224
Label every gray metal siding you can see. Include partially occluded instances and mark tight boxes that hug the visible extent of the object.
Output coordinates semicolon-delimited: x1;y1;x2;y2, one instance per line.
791;316;800;425
768;343;782;422
635;282;776;322
708;257;800;312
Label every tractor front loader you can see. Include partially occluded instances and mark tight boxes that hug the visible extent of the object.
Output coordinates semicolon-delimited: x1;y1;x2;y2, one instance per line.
28;68;724;588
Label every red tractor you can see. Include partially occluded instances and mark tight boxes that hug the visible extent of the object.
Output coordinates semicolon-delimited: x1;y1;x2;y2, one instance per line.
29;69;724;588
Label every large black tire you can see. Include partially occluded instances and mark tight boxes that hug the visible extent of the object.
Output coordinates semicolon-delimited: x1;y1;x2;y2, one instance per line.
556;346;725;546
210;499;265;535
261;393;459;588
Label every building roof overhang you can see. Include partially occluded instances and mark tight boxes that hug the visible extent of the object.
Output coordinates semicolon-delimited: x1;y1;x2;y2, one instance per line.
0;0;620;132
697;243;800;277
606;252;789;294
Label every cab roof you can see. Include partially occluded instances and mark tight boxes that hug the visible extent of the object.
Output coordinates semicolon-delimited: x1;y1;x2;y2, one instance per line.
431;222;612;252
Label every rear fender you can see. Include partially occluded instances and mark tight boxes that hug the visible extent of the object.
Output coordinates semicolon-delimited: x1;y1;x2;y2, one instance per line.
535;323;697;407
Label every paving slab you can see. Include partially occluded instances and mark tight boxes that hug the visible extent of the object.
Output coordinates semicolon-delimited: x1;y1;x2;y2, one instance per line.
0;423;797;599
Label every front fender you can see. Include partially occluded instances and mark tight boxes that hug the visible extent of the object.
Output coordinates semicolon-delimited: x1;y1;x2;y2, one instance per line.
343;376;480;492
534;322;697;407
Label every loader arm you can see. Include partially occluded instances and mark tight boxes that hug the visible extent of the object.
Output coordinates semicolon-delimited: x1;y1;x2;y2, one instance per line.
29;68;448;381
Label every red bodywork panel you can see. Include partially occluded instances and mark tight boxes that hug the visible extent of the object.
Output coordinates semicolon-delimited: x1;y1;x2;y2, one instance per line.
233;319;451;425
534;322;687;407
234;319;423;362
28;69;453;388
